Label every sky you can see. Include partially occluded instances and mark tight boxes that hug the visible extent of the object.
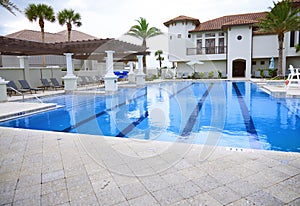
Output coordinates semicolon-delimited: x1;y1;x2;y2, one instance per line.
0;0;275;67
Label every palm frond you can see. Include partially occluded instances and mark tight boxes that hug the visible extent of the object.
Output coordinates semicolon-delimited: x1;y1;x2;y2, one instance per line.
0;0;21;15
126;17;162;46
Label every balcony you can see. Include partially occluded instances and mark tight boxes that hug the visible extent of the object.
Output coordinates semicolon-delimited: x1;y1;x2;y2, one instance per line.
187;46;227;55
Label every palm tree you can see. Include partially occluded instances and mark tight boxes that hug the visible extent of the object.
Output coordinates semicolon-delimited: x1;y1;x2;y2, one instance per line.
155;50;164;77
57;9;82;42
0;0;21;15
258;0;300;77
155;50;164;68
126;17;162;73
25;3;55;43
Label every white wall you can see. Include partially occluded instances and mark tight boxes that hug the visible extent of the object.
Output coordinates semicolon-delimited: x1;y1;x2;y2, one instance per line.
0;67;64;88
167;21;196;61
252;34;278;58
176;60;226;77
227;26;252;79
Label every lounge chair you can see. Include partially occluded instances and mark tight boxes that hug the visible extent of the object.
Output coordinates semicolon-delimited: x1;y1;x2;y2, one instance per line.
182;72;189;79
86;76;96;84
40;79;52;90
194;72;200;79
6;80;30;96
78;76;89;85
50;78;64;89
18;80;43;93
95;75;104;84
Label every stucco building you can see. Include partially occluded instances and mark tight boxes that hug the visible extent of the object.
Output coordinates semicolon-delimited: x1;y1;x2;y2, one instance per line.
164;1;300;79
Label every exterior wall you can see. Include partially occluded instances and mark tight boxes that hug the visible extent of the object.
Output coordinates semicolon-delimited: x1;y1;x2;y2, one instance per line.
252;34;278;58
286;56;300;68
0;67;64;88
227;26;252;79
176;60;226;77
251;58;277;76
167;21;196;61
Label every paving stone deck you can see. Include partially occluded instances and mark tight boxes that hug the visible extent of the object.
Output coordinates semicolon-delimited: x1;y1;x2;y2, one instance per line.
0;127;299;205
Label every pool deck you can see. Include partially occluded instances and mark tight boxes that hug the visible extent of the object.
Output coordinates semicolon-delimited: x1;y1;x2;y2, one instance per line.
0;127;299;205
251;79;300;98
0;80;300;205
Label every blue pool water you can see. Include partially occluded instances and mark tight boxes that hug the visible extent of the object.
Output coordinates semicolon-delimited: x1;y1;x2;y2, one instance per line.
1;81;300;152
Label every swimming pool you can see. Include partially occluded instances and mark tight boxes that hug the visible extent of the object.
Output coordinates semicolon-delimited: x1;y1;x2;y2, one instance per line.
1;81;299;152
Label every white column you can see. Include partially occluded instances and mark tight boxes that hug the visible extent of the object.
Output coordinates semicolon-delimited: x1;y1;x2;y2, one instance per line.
128;61;135;83
136;55;145;86
0;77;9;102
62;53;77;92
137;55;144;75
104;51;118;93
64;53;75;77
18;56;30;82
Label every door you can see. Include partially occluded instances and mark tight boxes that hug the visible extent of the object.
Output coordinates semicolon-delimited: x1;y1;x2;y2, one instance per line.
232;60;246;77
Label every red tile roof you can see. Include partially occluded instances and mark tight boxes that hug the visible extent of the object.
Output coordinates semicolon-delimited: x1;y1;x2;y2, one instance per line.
6;29;97;43
164;15;200;27
189;12;267;32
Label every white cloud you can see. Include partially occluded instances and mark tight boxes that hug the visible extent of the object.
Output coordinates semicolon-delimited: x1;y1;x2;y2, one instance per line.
1;0;274;37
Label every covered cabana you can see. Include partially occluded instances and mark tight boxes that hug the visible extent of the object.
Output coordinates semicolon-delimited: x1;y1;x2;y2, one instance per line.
0;36;147;98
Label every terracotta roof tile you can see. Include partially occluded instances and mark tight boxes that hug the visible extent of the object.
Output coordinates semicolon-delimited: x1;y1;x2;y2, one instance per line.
164;15;200;27
190;12;267;32
6;29;97;43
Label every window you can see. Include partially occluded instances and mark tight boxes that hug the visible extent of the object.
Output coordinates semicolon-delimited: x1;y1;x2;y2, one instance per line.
196;34;202;38
260;61;265;65
197;39;202;54
218;38;225;53
188;34;191;38
219;32;224;36
290;31;295;47
252;61;256;65
205;39;215;54
170;35;172;40
205;33;215;37
237;35;242;40
177;33;182;38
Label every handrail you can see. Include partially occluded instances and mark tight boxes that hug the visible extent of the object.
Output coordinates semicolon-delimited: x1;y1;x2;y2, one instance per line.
187;46;227;55
7;87;24;101
32;94;43;103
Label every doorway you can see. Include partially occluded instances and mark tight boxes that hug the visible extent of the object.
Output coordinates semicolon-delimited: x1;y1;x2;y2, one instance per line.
232;59;246;77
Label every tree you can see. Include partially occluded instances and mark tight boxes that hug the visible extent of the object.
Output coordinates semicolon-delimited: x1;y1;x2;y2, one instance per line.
155;50;164;68
126;17;162;74
0;0;20;15
25;3;55;43
295;44;300;52
258;0;300;77
57;9;82;42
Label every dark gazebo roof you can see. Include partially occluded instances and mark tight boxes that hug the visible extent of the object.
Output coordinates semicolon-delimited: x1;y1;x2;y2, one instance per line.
0;36;147;62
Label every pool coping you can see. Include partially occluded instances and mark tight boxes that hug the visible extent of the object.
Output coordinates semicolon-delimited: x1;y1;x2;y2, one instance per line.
0;102;60;122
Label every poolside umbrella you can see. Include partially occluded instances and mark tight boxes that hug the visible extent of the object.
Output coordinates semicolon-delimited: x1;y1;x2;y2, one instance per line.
187;60;204;73
269;57;275;70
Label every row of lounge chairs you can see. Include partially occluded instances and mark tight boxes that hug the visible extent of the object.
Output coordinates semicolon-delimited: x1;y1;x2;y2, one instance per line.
41;78;64;90
78;76;104;86
7;78;63;96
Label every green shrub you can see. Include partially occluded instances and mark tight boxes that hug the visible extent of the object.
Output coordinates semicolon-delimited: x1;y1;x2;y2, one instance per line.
199;72;204;79
208;71;214;78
